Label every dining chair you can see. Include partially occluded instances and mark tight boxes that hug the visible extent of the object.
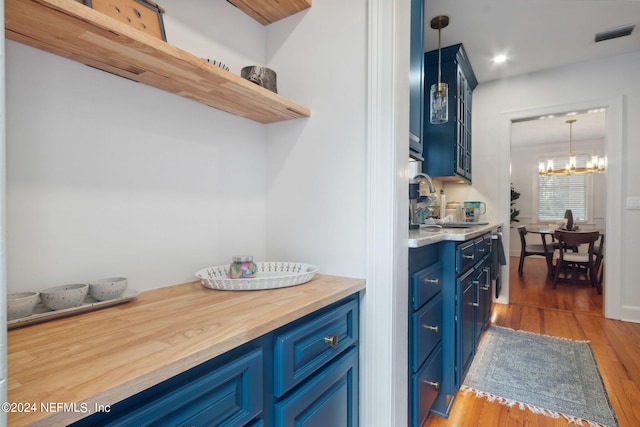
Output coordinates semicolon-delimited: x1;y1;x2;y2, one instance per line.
517;225;553;276
593;234;605;288
552;230;601;293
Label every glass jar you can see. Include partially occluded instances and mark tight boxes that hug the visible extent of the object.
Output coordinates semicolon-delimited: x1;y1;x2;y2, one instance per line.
229;256;257;279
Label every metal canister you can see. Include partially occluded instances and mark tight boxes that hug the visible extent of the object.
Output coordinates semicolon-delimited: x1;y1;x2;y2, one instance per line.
229;256;257;279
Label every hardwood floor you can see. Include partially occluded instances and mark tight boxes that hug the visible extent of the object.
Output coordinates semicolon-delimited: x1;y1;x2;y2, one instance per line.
425;256;640;427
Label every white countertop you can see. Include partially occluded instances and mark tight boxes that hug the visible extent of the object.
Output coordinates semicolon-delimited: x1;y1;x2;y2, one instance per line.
408;221;503;248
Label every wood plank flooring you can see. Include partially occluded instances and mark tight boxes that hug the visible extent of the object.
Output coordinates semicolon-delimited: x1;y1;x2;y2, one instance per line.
425;256;640;427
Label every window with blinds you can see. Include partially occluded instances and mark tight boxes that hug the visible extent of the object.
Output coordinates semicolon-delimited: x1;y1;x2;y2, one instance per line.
538;154;589;222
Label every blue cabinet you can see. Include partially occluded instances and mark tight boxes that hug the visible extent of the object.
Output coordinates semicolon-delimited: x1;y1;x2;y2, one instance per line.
408;244;442;426
274;347;358;427
423;43;477;182
71;295;359;427
458;267;476;383
409;0;425;159
408;233;493;423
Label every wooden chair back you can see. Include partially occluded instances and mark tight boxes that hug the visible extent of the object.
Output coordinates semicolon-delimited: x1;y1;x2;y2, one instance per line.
553;230;599;256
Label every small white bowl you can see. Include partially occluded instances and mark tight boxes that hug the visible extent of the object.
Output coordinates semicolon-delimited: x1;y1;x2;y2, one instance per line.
88;277;128;301
40;284;88;311
7;292;40;320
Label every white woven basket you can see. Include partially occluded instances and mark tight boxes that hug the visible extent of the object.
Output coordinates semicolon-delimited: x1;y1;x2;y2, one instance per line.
195;262;319;291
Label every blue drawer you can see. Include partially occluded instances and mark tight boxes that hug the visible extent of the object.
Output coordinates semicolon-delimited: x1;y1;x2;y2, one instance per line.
71;346;263;427
274;298;359;397
483;233;493;256
411;344;442;427
410;293;442;372
476;234;492;259
456;240;476;274
411;261;442;310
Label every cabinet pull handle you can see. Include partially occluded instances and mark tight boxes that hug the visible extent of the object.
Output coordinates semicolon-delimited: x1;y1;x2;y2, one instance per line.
463;254;475;260
478;248;485;253
422;324;439;333
324;335;339;348
423;379;440;390
472;302;479;307
425;278;439;285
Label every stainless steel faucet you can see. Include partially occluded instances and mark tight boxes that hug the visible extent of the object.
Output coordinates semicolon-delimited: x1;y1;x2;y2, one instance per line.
412;173;436;194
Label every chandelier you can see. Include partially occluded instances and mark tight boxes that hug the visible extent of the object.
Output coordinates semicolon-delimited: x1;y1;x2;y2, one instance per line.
538;119;606;176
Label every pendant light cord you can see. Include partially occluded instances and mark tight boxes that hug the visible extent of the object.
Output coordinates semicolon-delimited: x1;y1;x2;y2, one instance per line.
437;28;442;85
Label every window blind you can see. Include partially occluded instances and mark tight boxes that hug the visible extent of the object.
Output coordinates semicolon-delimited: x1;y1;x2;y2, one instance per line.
538;154;588;221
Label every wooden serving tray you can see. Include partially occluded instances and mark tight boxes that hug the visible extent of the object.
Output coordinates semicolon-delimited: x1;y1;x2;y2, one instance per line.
7;289;140;329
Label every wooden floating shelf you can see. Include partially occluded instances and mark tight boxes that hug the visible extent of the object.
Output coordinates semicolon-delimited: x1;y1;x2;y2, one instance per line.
227;0;312;25
5;0;311;124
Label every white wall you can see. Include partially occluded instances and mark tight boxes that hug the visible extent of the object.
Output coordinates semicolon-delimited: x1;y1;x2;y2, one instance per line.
471;51;640;322
5;4;368;299
263;0;367;277
5;1;267;293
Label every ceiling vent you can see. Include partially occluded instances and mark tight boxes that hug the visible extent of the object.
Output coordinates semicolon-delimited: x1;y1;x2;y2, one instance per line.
595;24;635;43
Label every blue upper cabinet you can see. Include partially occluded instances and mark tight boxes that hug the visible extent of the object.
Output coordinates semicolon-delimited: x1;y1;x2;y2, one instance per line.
409;0;425;160
423;44;478;183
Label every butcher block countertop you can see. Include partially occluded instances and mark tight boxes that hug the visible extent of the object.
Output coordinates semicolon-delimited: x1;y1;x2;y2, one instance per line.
7;274;365;427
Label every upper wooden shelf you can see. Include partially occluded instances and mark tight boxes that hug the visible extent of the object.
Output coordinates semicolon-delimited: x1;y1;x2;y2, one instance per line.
4;0;311;124
227;0;312;25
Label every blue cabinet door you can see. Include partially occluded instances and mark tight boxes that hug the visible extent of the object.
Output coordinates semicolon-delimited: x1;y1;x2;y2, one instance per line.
458;268;475;387
423;44;478;182
275;347;358;427
409;0;424;159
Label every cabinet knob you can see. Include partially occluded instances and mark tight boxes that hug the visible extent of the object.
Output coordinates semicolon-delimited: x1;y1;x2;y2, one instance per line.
425;278;439;285
324;335;339;348
423;379;440;390
422;324;439;333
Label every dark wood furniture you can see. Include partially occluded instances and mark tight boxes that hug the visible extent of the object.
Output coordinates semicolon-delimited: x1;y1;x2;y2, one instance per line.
517;225;553;276
552;230;601;294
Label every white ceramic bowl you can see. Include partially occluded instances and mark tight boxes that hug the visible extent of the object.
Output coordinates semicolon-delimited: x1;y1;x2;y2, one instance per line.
88;277;128;301
40;284;88;311
7;292;40;320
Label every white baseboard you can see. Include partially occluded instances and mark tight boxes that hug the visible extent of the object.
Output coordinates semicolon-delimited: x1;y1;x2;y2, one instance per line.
621;305;640;324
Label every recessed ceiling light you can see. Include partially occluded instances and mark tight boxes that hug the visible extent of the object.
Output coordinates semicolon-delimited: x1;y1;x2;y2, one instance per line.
493;54;507;64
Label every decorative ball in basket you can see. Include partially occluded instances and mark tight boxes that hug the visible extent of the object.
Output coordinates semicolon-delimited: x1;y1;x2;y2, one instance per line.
196;261;319;291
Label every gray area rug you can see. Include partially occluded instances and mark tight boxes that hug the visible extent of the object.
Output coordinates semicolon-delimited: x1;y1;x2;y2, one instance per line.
462;326;618;427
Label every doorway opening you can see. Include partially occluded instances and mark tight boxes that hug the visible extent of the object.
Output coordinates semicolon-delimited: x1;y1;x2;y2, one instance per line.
499;97;623;319
509;109;606;314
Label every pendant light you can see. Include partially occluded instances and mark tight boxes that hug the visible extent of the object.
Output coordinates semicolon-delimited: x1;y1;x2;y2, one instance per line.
430;15;449;124
538;119;606;176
